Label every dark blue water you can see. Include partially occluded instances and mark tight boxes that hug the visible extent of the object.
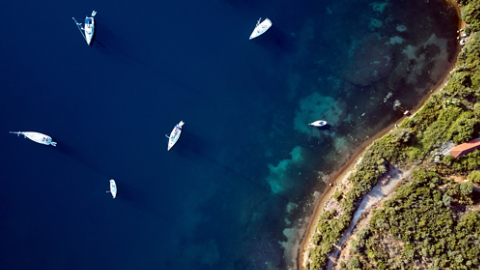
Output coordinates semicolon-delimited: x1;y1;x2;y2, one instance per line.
0;0;458;269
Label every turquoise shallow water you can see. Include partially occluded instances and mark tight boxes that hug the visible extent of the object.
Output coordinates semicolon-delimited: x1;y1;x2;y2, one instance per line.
0;0;458;269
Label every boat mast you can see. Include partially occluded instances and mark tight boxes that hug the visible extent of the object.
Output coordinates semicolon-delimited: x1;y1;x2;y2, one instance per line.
9;131;24;137
72;17;87;41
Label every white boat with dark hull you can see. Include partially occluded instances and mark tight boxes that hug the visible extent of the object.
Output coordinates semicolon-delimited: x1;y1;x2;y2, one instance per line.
107;179;117;199
309;120;328;127
10;131;57;146
72;10;97;46
249;18;272;40
166;121;184;151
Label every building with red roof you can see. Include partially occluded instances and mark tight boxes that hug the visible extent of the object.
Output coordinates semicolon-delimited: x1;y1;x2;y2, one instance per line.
450;138;480;158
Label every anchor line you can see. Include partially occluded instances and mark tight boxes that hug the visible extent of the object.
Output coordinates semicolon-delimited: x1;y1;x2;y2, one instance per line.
72;17;87;41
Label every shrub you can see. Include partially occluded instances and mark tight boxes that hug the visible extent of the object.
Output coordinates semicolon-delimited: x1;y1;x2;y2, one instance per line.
474;103;480;117
462;0;480;24
447;111;480;144
468;170;480;183
460;181;474;196
406;146;422;161
332;188;342;202
443;194;453;206
451;150;480;172
348;257;361;269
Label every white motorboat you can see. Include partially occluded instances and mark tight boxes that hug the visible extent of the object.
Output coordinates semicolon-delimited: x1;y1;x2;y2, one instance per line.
10;131;57;146
309;120;328;127
249;18;272;40
107;179;117;199
166;121;184;151
72;10;97;46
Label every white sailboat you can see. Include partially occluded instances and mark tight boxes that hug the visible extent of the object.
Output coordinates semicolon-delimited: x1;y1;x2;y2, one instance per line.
106;179;117;199
10;131;57;146
165;121;184;151
309;120;328;127
72;10;97;46
249;18;272;40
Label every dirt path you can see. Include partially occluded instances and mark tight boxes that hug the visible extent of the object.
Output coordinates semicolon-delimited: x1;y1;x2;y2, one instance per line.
325;166;413;270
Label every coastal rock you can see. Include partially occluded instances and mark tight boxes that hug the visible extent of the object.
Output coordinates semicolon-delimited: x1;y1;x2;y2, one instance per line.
343;34;394;86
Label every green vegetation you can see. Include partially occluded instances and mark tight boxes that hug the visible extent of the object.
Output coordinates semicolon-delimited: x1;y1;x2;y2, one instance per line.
354;169;479;270
462;0;480;34
468;170;480;182
306;1;480;269
442;149;480;172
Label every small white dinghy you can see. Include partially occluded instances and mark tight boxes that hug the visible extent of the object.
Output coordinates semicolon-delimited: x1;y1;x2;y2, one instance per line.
107;179;117;199
72;10;97;46
249;18;272;40
309;120;328;127
10;131;57;146
166;121;184;151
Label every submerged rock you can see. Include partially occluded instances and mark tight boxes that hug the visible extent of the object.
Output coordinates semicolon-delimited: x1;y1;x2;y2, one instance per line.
396;24;407;32
343;34;394;86
266;146;305;194
371;2;389;13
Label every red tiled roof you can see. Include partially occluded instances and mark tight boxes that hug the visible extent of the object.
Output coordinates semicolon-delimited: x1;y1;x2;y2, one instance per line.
450;138;480;158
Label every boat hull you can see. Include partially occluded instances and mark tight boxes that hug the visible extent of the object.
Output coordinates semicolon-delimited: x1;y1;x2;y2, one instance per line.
11;131;57;146
309;120;327;127
249;18;272;40
85;17;94;45
110;179;117;199
167;121;184;151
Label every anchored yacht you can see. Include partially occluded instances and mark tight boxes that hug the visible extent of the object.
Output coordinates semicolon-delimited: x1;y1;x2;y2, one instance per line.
249;18;272;40
72;10;97;46
107;179;117;199
309;120;328;127
10;131;57;146
166;121;184;151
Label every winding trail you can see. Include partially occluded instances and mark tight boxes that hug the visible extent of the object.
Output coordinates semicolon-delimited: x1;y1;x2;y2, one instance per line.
326;166;412;270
